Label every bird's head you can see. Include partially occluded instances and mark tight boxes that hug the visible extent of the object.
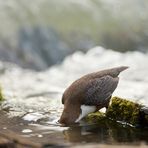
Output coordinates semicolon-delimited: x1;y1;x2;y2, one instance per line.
59;93;82;125
59;102;81;125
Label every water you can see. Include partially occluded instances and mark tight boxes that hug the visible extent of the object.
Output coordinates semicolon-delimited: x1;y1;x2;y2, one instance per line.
0;46;148;145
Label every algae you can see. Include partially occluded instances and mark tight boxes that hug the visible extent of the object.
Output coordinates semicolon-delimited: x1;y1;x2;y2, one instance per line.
106;97;141;126
86;97;148;127
86;111;106;123
0;86;4;101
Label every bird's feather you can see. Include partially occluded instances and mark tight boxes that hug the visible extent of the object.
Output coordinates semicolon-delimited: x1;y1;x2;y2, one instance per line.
83;75;119;106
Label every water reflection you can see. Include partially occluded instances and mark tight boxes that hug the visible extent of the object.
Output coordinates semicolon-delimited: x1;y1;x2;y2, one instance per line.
0;108;148;145
63;121;148;144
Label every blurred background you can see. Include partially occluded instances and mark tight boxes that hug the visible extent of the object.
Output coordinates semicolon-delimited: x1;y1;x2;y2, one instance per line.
0;1;148;145
0;0;148;71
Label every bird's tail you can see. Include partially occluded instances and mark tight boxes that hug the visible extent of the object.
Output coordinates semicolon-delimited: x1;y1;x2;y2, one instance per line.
111;66;129;77
117;66;129;73
88;66;129;78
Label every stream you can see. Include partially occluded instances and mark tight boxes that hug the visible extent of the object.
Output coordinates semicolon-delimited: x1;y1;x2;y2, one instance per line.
0;46;148;146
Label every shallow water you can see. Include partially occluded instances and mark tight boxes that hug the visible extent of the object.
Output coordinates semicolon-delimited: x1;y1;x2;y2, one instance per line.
1;110;148;146
0;46;148;145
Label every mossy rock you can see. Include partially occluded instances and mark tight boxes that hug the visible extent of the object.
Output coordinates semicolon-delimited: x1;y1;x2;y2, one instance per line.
86;97;148;127
86;111;106;123
0;86;4;101
106;97;141;126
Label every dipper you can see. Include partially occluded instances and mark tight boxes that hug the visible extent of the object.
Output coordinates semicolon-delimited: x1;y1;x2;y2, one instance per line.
59;66;128;125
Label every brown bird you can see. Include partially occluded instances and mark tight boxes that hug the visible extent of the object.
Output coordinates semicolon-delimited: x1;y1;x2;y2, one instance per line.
59;66;128;125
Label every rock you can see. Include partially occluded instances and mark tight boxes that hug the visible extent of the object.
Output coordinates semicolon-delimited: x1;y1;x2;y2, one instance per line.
86;111;106;123
86;97;148;127
0;86;4;101
0;137;14;148
106;97;141;126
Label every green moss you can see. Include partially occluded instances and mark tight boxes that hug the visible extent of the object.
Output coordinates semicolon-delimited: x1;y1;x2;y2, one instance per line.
86;97;148;127
0;86;4;101
86;111;106;123
106;97;141;125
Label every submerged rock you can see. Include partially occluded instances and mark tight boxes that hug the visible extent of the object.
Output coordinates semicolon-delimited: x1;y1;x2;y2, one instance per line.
86;97;148;127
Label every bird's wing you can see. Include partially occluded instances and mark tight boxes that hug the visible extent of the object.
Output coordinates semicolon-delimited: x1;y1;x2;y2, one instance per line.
83;75;119;106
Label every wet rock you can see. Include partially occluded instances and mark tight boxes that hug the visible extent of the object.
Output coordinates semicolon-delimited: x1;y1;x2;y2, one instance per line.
0;137;15;148
86;111;106;123
86;97;148;127
106;97;141;126
0;86;3;101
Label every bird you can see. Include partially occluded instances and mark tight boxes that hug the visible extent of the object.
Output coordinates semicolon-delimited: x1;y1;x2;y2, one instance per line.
59;66;128;125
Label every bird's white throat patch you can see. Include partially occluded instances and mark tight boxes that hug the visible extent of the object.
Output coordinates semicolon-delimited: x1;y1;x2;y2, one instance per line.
75;105;96;123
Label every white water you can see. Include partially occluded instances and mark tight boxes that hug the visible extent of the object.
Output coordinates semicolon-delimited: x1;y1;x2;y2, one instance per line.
0;46;148;121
